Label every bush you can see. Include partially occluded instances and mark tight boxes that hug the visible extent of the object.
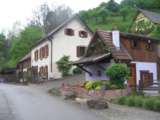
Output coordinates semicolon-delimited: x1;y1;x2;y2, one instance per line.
143;98;155;110
153;100;160;112
56;56;72;77
106;63;130;87
72;67;82;75
126;96;135;106
116;96;127;105
85;81;94;90
134;96;143;107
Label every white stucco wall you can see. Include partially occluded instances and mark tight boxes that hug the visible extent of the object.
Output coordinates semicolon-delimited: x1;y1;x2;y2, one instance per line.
51;19;92;79
132;61;157;85
31;18;92;79
31;40;52;78
85;63;110;81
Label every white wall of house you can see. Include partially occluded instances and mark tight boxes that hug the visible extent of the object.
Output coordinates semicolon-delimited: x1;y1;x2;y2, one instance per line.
31;40;52;78
51;19;92;79
84;63;110;81
31;18;92;79
132;61;157;85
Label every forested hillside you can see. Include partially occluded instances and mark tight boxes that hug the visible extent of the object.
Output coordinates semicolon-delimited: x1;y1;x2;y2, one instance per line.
80;0;160;35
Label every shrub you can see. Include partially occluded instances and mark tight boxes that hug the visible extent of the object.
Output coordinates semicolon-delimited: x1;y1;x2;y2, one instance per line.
153;100;160;112
106;63;130;87
73;67;82;75
134;96;143;107
116;96;127;105
143;98;155;110
56;56;72;77
85;81;94;90
126;96;135;106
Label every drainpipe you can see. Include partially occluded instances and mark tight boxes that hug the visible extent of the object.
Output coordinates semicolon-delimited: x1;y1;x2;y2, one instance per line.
48;36;53;73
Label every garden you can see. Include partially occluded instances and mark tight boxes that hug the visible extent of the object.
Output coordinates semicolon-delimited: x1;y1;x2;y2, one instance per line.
113;95;160;112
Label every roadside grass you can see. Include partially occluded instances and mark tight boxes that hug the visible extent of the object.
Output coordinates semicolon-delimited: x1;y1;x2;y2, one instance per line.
112;95;160;112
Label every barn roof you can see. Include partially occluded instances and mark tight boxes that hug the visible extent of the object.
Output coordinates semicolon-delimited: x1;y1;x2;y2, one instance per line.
138;9;160;24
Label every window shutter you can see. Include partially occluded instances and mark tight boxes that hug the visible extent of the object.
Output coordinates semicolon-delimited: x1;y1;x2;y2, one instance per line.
46;45;48;57
65;28;74;36
77;46;80;57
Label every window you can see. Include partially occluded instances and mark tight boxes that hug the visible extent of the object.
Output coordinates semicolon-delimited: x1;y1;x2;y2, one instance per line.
34;50;38;61
131;40;138;48
40;48;42;60
45;45;49;58
45;66;48;77
97;70;102;76
77;46;86;57
65;28;74;36
146;40;153;51
79;31;88;38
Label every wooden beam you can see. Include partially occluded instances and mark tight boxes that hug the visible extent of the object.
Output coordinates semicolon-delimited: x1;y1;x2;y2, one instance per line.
77;65;92;76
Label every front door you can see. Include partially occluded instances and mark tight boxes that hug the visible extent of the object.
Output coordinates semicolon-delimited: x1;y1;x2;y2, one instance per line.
140;70;153;88
128;63;136;88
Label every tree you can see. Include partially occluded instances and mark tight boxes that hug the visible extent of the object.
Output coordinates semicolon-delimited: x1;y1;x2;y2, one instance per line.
120;7;128;21
106;0;120;12
0;33;7;66
98;8;108;23
30;3;72;34
105;63;130;87
56;56;72;77
8;25;44;67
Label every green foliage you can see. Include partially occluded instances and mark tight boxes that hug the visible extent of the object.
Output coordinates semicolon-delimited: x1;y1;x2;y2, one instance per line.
143;98;155;110
106;0;120;12
116;96;127;105
153;100;160;112
126;96;135;106
134;96;143;107
0;33;8;67
79;0;159;38
85;81;94;90
114;95;160;112
56;56;72;77
84;80;106;90
106;63;130;87
72;67;82;75
7;25;44;67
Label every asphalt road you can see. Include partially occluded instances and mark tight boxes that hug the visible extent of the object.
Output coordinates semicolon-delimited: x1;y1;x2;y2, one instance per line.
0;83;105;120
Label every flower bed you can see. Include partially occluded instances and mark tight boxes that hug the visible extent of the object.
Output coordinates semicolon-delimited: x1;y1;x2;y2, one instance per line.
113;95;160;112
60;83;128;100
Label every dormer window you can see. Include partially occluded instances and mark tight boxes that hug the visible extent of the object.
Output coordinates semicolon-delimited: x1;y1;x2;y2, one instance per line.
79;31;88;38
65;28;74;36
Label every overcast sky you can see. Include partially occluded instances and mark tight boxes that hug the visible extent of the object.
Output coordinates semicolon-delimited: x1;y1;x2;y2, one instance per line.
0;0;122;33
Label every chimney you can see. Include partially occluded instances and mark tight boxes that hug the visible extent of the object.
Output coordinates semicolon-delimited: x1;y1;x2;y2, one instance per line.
112;29;120;50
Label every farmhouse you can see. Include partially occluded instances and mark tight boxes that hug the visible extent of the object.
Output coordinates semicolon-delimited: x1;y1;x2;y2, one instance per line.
72;29;160;88
31;15;93;80
130;9;160;34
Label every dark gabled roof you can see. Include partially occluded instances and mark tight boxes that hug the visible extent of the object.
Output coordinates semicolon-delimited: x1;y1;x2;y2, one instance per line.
32;14;93;48
96;29;132;60
138;9;160;24
72;53;111;65
18;52;31;63
120;32;160;42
